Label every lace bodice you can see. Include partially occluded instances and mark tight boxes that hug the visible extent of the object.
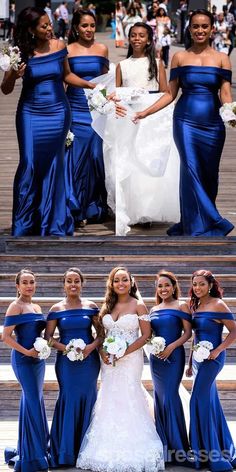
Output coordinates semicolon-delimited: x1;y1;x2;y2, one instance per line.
120;57;159;90
103;313;149;344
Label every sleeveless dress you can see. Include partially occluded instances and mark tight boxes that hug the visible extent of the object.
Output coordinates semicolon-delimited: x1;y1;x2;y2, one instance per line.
190;311;236;471
76;313;165;472
168;66;234;237
13;48;74;236
4;313;49;472
150;309;191;464
116;56;180;236
47;308;100;468
65;56;109;224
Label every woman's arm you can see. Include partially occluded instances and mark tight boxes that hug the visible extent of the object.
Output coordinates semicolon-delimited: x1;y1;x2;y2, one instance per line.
2;303;39;357
82;314;105;359
123;302;151;356
209;318;236;360
158;318;192;361
116;63;122;87
45;319;66;352
1;63;26;95
220;54;232;103
158;59;168;92
63;58;96;89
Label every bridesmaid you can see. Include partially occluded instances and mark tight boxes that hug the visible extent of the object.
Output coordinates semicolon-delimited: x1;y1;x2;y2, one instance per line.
1;7;95;236
65;9;109;227
186;269;236;471
45;267;103;468
149;270;192;464
2;269;49;472
132;9;234;236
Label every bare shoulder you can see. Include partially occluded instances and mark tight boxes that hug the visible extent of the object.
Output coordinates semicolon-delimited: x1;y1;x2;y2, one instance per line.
49;301;65;312
137;299;148;315
32;303;42;314
219;52;232;70
150;305;159;314
67;42;77;55
214;298;231;313
171;51;185;68
5;300;22;316
179;301;191;314
83;299;98;310
95;42;109;58
51;38;66;51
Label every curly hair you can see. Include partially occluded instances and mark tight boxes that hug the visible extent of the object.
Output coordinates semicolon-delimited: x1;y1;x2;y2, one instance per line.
63;267;84;285
127;22;158;82
68;9;96;44
15;268;35;297
14;7;47;62
100;266;139;317
189;269;223;311
155;270;180;304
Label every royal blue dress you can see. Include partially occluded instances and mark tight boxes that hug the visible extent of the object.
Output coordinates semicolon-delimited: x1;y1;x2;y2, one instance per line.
167;66;234;237
13;48;74;236
150;309;191;463
65;56;109;224
47;308;100;467
190;311;236;471
4;313;49;472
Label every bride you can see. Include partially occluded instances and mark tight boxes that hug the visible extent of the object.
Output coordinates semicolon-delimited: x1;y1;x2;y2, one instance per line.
76;266;164;472
115;22;180;235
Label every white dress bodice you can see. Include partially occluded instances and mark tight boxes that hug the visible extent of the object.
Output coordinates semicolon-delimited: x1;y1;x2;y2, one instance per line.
120;56;159;90
103;313;140;344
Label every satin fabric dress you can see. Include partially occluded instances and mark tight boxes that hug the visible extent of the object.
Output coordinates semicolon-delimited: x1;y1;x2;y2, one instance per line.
150;309;191;463
4;313;49;472
167;66;234;237
47;308;100;468
13;48;74;236
190;311;236;471
65;56;109;224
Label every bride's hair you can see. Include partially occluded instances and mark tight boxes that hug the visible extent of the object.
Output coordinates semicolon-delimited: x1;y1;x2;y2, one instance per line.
127;22;158;82
68;9;96;44
14;7;46;62
155;270;180;304
100;266;139;317
189;269;223;311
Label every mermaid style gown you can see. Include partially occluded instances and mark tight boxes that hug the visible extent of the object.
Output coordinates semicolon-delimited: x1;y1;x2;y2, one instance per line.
190;311;236;471
4;313;49;472
76;314;164;472
150;309;191;463
168;66;234;237
13;48;74;236
65;56;109;224
47;308;100;468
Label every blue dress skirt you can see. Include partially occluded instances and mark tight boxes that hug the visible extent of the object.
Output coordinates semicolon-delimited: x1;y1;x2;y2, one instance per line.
65;56;109;224
190;311;236;471
13;48;74;236
150;309;191;464
47;308;100;467
167;66;234;236
4;313;49;472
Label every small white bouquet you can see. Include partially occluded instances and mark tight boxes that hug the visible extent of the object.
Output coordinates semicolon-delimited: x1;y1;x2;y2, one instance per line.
192;340;213;363
64;338;86;362
103;335;128;366
0;45;21;72
219;102;236;128
33;337;51;360
87;84;114;115
65;130;75;147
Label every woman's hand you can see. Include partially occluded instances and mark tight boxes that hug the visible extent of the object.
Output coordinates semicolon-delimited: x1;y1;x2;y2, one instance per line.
157;344;174;361
99;349;110;365
80;344;93;360
15;62;26;79
115;101;127;118
208;348;221;360
27;347;39;358
185;366;192;377
132;110;148;124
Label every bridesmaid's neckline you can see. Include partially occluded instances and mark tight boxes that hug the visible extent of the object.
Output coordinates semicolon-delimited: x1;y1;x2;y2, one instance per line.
50;307;97;313
29;48;66;60
172;65;229;71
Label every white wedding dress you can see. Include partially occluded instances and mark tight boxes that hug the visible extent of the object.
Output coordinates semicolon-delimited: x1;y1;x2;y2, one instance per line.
115;56;180;235
76;313;165;472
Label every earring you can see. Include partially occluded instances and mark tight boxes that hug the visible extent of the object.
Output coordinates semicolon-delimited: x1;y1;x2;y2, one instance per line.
32;33;35;39
209;288;211;294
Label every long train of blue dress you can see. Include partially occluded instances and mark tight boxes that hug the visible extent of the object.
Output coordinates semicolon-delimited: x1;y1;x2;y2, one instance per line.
167;66;234;237
4;313;49;472
190;311;236;471
150;309;191;463
47;308;100;467
13;48;74;236
65;56;109;224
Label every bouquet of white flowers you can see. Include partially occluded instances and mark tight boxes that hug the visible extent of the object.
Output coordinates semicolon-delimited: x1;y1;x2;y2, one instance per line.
64;338;86;362
192;340;213;363
0;45;21;72
103;335;128;366
86;84;115;115
147;336;166;355
33;337;51;360
219;102;236;128
65;130;75;147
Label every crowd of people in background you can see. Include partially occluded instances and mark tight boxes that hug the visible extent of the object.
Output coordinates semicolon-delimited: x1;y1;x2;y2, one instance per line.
116;0;236;61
